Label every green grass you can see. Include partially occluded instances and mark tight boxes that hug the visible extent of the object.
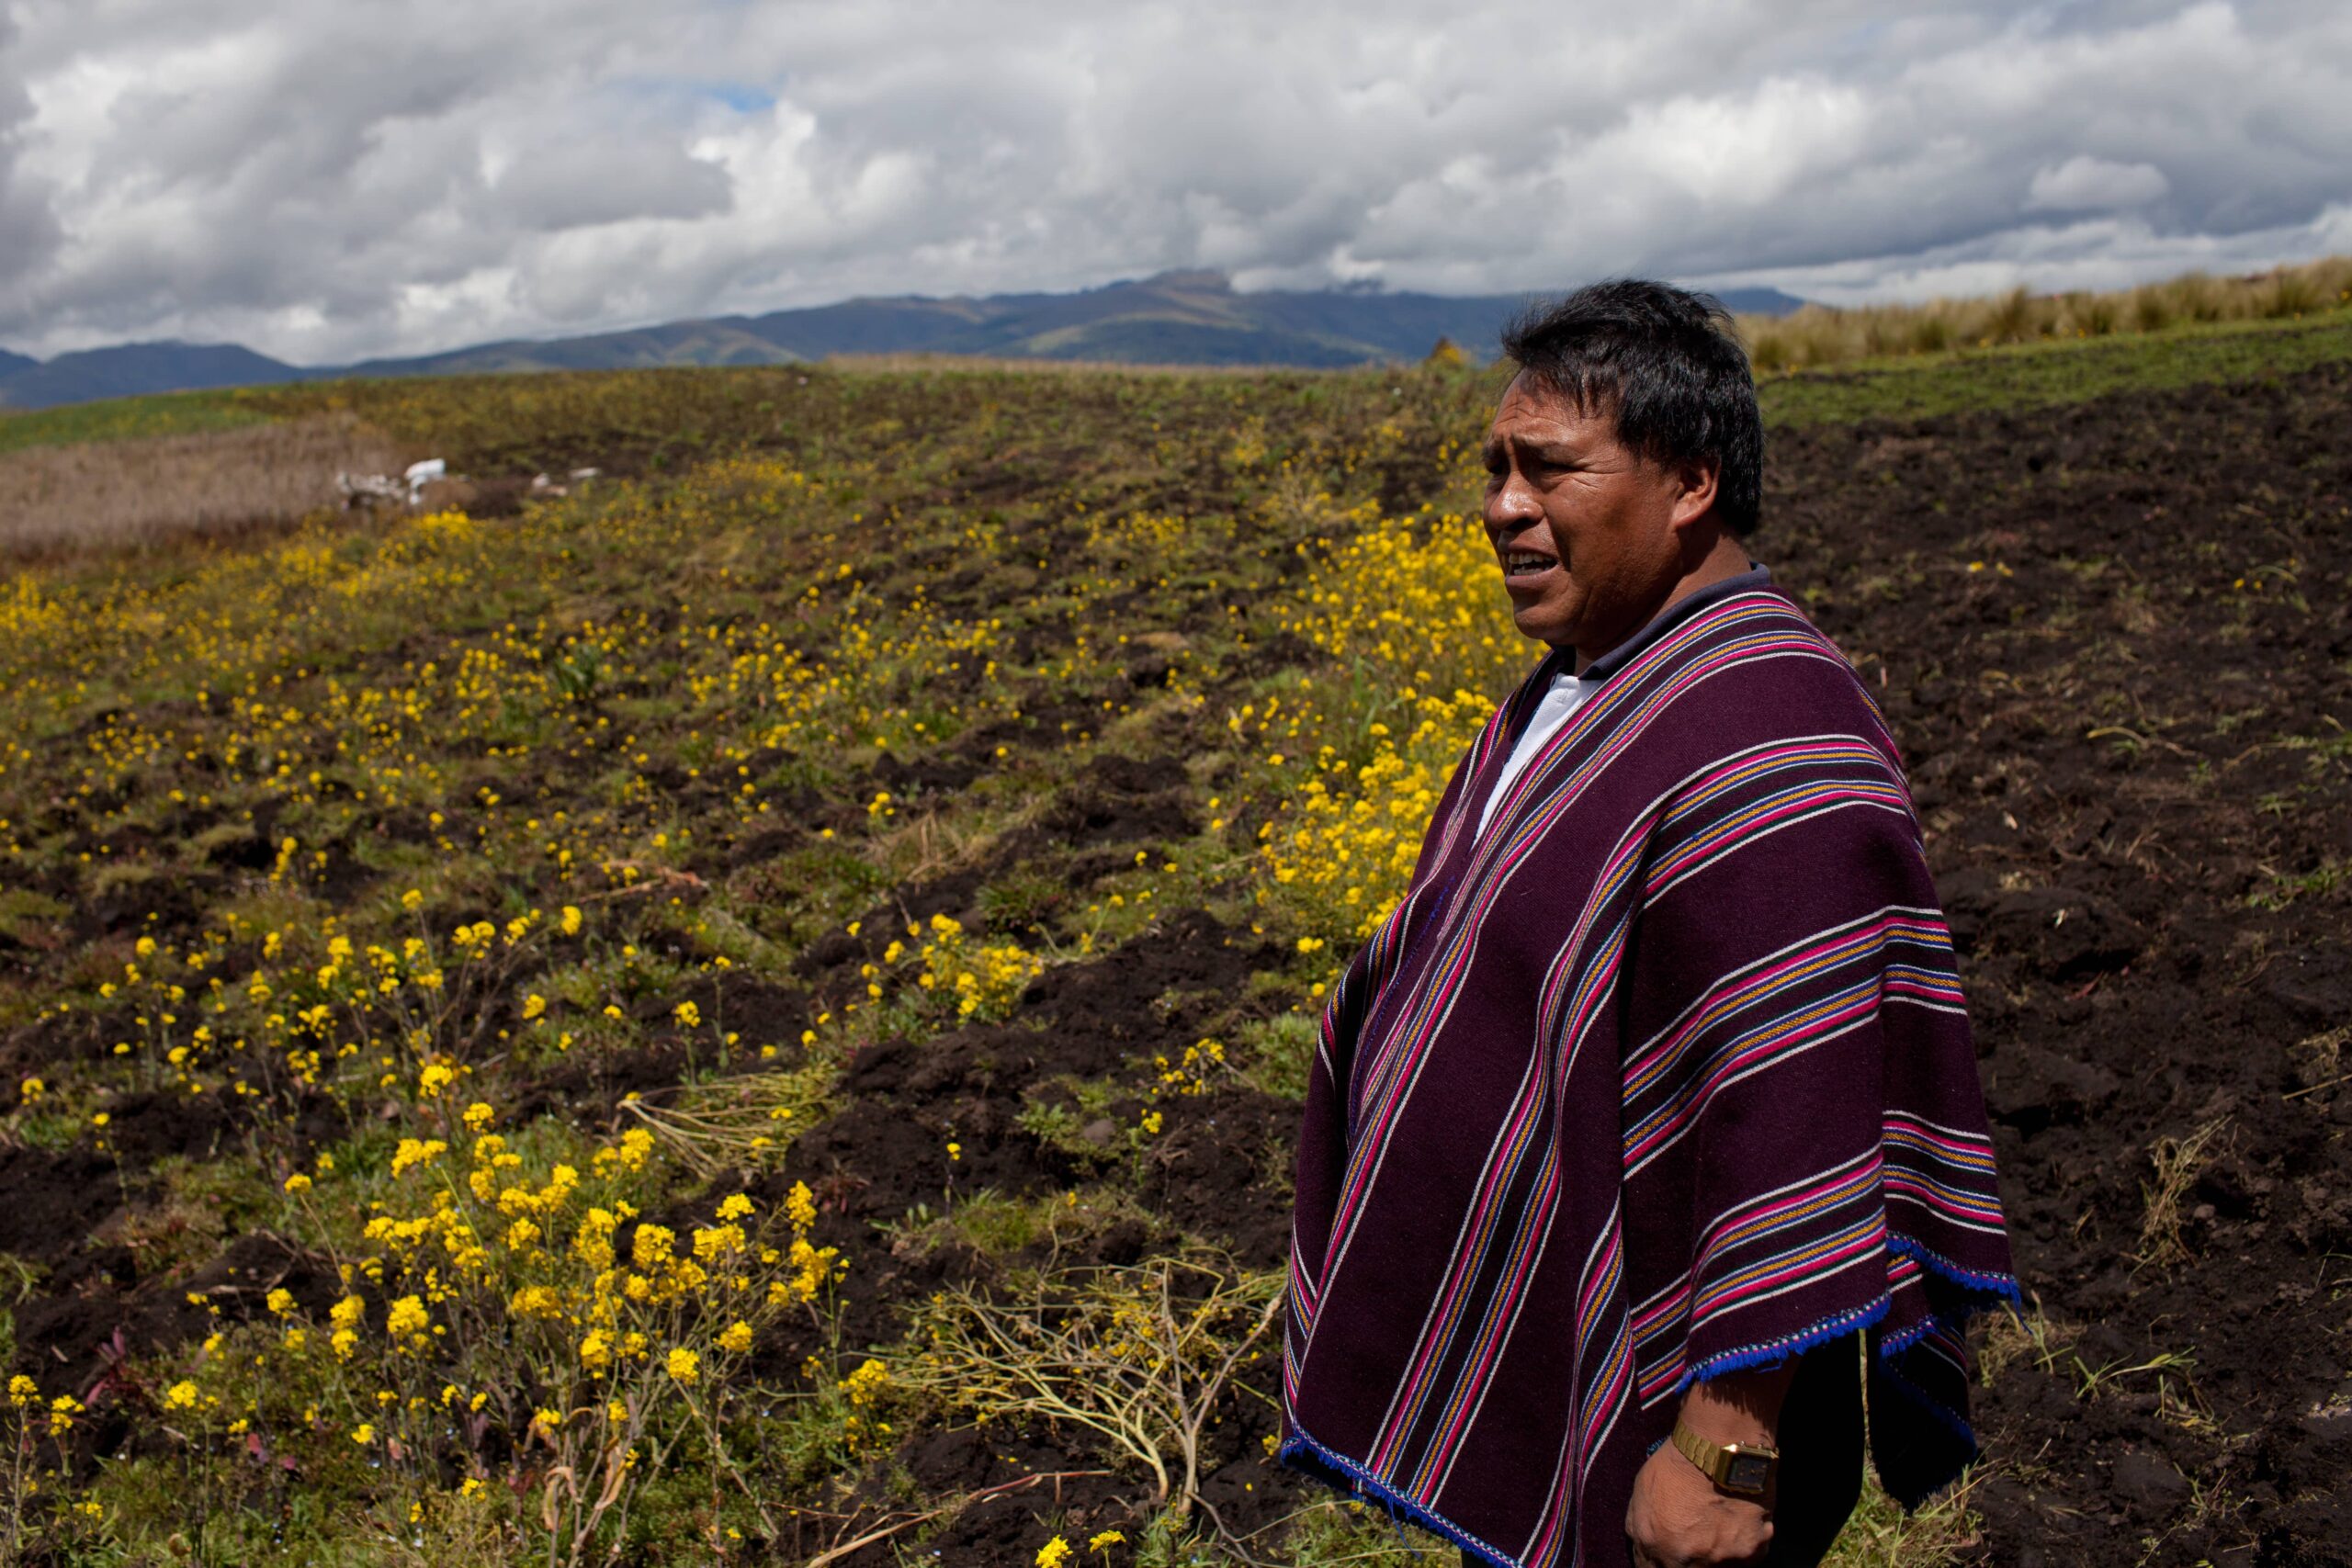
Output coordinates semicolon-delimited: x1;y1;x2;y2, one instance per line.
0;388;273;453
1760;309;2352;427
1821;1472;1989;1567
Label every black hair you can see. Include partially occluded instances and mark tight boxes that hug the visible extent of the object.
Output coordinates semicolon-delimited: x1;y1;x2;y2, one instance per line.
1498;279;1764;536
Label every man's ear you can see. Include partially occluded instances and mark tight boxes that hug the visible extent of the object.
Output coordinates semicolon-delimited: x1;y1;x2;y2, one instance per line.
1668;457;1720;532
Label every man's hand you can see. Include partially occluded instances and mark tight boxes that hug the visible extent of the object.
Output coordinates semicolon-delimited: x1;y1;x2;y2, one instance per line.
1626;1363;1793;1567
1624;1438;1772;1567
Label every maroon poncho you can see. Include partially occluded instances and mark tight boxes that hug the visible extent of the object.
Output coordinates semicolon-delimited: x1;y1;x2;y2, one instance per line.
1281;577;2018;1566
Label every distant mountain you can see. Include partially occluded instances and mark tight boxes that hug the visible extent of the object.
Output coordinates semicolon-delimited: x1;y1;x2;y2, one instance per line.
338;321;806;379
0;273;1811;411
0;342;304;409
705;272;1808;367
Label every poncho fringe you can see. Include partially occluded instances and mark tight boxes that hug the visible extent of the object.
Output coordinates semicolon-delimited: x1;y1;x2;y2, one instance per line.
1281;583;2018;1567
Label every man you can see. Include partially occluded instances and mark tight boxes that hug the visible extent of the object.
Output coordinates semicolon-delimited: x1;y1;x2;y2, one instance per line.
1278;281;2018;1567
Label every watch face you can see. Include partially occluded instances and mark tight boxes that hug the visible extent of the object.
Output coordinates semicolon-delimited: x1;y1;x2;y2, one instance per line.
1726;1454;1771;1494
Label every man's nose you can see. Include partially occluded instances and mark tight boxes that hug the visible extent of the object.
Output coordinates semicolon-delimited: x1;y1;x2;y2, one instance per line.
1484;472;1543;536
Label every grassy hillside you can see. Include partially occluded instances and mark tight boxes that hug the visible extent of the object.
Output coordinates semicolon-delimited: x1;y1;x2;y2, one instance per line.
2;315;2348;1566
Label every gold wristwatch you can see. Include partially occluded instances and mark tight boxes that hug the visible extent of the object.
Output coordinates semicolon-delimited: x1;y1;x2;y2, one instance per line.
1668;1418;1778;1498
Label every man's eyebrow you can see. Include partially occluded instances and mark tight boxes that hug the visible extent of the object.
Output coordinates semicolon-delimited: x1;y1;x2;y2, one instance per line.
1512;436;1581;464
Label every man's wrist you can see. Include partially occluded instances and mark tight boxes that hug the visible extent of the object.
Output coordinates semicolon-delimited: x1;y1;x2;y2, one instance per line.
1675;1370;1789;1448
1673;1397;1776;1448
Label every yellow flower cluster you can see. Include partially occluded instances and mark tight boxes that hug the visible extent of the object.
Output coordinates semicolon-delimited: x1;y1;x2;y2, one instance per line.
780;1179;843;1307
1238;511;1521;939
833;1356;895;1453
267;1103;818;1489
913;914;1046;1021
1152;1037;1230;1097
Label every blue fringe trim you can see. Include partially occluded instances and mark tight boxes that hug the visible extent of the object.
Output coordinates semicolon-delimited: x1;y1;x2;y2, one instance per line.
1887;1235;2025;1304
1674;1238;2018;1396
1277;1421;1526;1568
1675;1294;1891;1393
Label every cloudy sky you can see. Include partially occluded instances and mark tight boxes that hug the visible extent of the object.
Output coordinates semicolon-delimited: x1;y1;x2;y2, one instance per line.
2;0;2346;364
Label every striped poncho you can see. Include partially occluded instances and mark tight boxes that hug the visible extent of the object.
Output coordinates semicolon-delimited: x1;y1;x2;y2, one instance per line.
1280;579;2018;1567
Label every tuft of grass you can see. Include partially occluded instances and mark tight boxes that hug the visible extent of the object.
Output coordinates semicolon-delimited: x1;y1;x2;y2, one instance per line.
2246;858;2348;911
897;1251;1283;1544
1276;1499;1455;1565
616;1062;837;1176
1974;1299;2075;1387
2134;1114;2231;1270
1821;1469;1988;1568
2285;1023;2349;1102
1238;1010;1321;1100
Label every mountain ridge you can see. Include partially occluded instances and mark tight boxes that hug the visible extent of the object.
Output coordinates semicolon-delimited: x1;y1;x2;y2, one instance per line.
0;272;1809;410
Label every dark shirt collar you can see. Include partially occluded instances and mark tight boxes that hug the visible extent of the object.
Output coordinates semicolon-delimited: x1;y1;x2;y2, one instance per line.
1548;563;1772;686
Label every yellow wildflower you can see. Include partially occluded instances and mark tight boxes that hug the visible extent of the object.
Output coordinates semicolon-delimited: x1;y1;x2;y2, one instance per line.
386;1294;431;1341
840;1359;889;1407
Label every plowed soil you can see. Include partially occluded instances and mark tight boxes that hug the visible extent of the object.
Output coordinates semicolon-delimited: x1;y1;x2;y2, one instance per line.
1765;365;2352;1566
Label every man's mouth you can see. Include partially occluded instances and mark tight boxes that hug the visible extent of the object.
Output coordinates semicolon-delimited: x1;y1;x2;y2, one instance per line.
1500;548;1559;584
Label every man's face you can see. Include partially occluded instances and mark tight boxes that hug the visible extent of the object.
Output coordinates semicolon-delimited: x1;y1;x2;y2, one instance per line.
1481;372;1702;660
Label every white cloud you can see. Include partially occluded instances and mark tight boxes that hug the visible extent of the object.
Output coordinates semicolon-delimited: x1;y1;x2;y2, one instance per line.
1708;201;2352;307
2025;156;2171;213
0;0;2346;362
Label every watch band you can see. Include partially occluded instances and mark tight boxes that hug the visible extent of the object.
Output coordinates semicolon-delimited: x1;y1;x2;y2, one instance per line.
1668;1417;1778;1498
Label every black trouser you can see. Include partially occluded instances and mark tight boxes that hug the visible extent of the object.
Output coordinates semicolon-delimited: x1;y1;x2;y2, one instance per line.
1764;1332;1865;1565
1455;1333;1864;1567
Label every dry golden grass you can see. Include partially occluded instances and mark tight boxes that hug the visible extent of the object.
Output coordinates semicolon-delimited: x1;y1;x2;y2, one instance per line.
0;411;402;558
2134;1114;2233;1271
1739;254;2352;373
